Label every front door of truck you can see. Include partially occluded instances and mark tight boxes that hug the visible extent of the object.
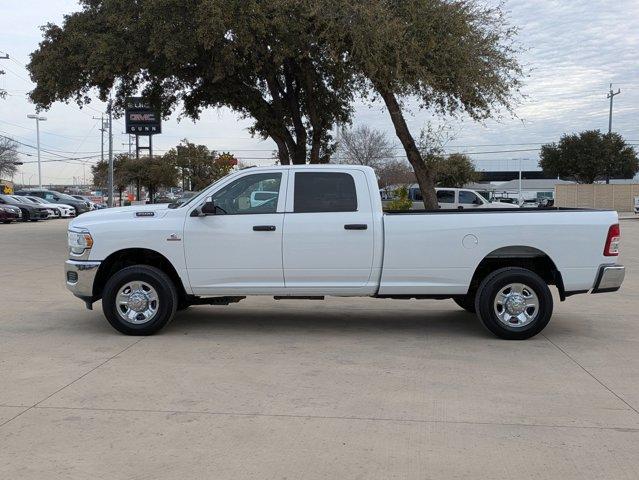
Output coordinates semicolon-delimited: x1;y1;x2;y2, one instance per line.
184;171;287;295
282;170;375;289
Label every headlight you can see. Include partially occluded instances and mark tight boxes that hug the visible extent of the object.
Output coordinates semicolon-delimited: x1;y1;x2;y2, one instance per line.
68;228;94;256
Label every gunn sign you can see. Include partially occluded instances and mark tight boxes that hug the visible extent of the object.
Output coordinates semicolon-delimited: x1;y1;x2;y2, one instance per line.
125;97;162;135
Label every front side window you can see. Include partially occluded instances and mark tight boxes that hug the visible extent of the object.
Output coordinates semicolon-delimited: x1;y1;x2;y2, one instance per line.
294;172;357;213
436;190;455;204
459;191;482;205
211;173;282;215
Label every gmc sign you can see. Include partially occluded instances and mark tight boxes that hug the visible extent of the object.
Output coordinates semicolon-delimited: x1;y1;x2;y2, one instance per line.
125;97;162;135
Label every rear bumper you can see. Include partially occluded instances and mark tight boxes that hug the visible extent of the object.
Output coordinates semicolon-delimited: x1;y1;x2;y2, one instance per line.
592;264;625;293
65;260;101;299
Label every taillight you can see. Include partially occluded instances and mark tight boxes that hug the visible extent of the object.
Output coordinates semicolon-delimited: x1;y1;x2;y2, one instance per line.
604;224;620;256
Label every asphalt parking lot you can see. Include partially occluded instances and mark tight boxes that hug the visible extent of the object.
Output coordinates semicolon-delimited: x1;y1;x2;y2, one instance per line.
1;218;638;479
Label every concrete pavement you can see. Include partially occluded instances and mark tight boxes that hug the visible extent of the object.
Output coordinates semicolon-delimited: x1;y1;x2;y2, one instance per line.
0;218;638;479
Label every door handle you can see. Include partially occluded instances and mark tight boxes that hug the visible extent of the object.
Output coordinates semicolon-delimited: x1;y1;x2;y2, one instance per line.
253;225;276;231
344;224;368;230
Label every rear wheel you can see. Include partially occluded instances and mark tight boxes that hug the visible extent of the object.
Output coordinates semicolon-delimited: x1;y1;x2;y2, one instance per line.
102;265;177;335
475;267;553;340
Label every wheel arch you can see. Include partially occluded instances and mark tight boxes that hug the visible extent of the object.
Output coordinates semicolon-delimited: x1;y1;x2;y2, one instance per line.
93;248;188;302
469;245;566;300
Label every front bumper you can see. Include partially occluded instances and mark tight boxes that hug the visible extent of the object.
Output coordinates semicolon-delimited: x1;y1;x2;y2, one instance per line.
592;264;625;293
65;260;101;299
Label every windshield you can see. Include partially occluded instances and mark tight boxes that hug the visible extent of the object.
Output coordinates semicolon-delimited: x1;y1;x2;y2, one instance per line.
168;173;232;209
10;196;27;204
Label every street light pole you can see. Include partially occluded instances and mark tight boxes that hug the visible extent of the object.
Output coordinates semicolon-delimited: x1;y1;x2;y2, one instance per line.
27;114;47;188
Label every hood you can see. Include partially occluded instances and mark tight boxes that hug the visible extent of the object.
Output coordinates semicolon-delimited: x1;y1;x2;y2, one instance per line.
70;203;171;228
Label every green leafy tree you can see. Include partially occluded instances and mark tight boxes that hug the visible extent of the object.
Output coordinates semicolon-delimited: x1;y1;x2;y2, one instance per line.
321;0;522;208
27;0;357;165
540;130;639;184
434;153;479;188
162;140;237;191
91;154;134;203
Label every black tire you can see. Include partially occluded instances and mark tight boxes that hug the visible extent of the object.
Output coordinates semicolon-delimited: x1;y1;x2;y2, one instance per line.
102;265;177;335
474;267;553;340
453;294;476;313
21;210;30;222
176;298;191;311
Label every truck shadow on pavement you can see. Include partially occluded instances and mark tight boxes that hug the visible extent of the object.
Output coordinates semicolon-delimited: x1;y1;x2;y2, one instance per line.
164;305;492;339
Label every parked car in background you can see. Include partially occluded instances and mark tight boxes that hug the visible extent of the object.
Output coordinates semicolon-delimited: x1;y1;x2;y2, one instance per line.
71;195;105;210
383;186;520;210
0;203;21;223
15;189;90;215
0;194;49;221
23;196;76;218
10;195;56;218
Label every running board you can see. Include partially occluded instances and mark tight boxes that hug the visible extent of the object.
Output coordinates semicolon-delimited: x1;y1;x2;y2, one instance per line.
273;296;325;300
187;296;246;306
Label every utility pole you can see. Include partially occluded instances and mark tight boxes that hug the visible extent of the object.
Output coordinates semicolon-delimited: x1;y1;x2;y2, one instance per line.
518;158;523;206
122;135;134;156
0;52;8;99
107;98;114;207
607;83;621;134
27;114;47;188
606;84;621;184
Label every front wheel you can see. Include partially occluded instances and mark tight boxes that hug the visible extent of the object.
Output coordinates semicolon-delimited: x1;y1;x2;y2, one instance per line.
102;265;177;335
475;267;553;340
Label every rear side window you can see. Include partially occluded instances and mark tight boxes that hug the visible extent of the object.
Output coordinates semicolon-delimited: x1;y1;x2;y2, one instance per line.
437;190;455;204
294;172;357;213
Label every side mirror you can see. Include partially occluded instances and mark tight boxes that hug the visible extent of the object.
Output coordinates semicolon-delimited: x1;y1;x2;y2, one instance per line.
201;200;217;215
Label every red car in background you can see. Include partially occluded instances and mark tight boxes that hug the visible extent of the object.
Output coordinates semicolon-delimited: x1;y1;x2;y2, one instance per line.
0;204;22;223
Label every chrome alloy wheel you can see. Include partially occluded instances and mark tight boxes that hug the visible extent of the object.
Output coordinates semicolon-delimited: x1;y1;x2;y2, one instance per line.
116;281;159;324
493;283;539;328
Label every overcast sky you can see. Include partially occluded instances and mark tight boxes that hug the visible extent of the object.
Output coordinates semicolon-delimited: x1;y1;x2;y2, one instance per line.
1;0;638;185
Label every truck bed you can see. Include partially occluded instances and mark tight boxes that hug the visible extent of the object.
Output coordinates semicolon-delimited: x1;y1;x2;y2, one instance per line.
378;207;618;296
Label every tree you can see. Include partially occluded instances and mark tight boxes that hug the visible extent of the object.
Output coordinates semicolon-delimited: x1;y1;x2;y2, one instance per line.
376;159;415;191
27;0;357;165
321;0;522;208
92;154;134;203
162;140;237;191
335;126;395;169
387;186;413;211
0;137;19;179
433;153;479;188
540;130;639;184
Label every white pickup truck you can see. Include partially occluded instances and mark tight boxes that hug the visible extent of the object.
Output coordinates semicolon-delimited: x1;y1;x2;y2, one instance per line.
65;165;625;340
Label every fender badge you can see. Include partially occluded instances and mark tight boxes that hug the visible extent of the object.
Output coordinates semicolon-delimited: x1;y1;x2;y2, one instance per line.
136;211;155;217
167;233;181;242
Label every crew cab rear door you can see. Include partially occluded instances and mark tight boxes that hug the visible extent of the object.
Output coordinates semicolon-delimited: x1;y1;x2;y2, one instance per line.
282;169;375;289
